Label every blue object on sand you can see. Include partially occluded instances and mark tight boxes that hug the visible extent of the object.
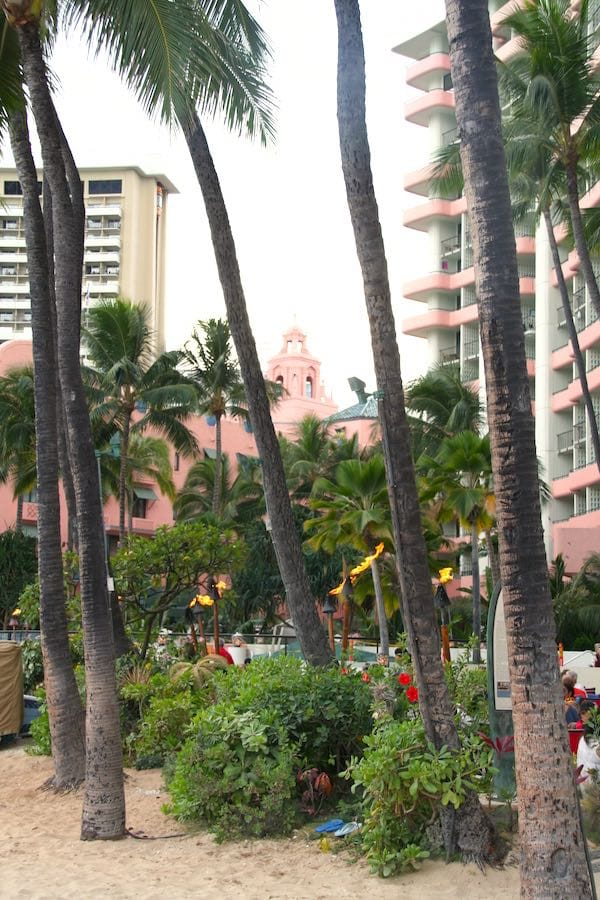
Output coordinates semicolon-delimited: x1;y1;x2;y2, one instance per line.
333;821;361;837
314;818;344;833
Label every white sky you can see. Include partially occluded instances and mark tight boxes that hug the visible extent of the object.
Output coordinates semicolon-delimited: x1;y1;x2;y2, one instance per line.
5;0;445;408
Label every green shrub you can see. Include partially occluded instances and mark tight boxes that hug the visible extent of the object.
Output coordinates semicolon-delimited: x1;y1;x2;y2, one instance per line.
345;719;494;877
445;657;489;731
167;706;299;841
212;656;372;772
28;697;51;756
21;640;44;694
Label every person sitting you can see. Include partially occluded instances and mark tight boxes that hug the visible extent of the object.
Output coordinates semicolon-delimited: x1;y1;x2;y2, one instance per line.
563;669;587;699
593;643;600;668
217;639;234;666
563;672;580;727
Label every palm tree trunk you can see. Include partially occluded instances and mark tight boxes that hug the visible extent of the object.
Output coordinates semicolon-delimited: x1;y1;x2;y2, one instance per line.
15;494;23;532
181;109;331;666
18;22;125;841
9;106;85;788
445;1;593;894
544;209;600;474
565;163;600;324
119;414;131;544
470;520;481;665
213;412;223;516
369;558;389;660
42;174;79;550
484;528;500;588
334;0;501;863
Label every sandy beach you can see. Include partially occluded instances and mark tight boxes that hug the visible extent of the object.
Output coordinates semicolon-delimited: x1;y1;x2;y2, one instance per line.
0;743;520;900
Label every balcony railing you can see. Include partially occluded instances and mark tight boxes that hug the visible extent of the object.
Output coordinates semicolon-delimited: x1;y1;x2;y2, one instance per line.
440;346;459;364
442;126;459;146
462;286;477;307
440;234;461;255
463;338;479;359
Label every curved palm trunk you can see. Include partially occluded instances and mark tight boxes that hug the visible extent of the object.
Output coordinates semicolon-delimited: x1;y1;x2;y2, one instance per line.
544;209;600;474
369;558;389;660
470;520;481;665
18;23;125;841
14;494;23;531
181;110;331;666
566;164;600;324
213;412;223;516
10;106;85;788
445;1;593;895
334;0;500;863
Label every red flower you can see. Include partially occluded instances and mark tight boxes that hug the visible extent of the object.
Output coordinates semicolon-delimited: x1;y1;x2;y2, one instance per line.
341;668;348;676
398;673;411;686
406;686;419;703
362;672;371;683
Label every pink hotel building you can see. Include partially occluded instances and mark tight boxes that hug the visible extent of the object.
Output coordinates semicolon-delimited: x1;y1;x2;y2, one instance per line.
395;0;600;575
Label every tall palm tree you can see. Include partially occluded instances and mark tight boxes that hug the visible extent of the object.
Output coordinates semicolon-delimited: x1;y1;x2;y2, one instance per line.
422;432;495;664
501;0;600;324
279;414;336;498
83;298;197;543
174;453;264;526
181;318;280;517
8;104;85;788
333;0;500;862
305;456;392;658
444;0;593;893
406;363;483;459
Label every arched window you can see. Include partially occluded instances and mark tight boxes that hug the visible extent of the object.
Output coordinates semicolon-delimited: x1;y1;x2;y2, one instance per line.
276;374;284;386
305;376;313;398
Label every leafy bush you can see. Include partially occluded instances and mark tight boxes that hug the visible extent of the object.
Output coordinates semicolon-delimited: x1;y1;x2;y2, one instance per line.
345;719;494;877
445;657;489;731
167;706;299;840
211;656;372;772
21;640;44;694
27;694;51;756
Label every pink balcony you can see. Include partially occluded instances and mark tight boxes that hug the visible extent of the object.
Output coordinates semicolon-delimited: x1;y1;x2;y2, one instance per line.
404;89;456;126
404;165;434;197
402;305;479;337
516;235;536;255
552;365;600;411
490;0;524;30
552;321;600;371
22;502;38;523
131;517;155;534
403;196;467;231
406;53;452;91
403;267;475;302
553;465;600;499
495;37;523;63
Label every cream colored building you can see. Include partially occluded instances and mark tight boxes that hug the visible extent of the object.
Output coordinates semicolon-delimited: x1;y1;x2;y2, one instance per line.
0;166;176;351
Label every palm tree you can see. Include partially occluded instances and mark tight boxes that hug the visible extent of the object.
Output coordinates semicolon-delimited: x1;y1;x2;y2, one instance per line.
84;298;197;544
305;456;393;658
333;0;501;861
0;366;37;529
181;318;280;517
98;434;175;535
8;104;85;788
501;0;600;324
422;432;495;664
174;453;264;526
444;0;593;892
406;363;483;459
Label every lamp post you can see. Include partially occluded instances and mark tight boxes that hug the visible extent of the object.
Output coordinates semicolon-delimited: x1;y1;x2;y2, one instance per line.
435;567;453;663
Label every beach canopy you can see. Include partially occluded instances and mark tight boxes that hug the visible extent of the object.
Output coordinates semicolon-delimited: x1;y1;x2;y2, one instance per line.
0;641;23;737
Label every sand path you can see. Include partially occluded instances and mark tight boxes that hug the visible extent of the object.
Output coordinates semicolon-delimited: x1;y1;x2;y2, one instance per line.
0;744;519;899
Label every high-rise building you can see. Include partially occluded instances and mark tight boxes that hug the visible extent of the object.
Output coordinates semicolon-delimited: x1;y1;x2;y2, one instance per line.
394;2;600;574
0;165;176;351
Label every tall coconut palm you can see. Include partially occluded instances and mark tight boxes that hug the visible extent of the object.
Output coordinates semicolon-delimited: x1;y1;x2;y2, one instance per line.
406;363;483;459
180;318;280;517
333;0;501;862
174;453;264;526
501;0;600;325
83;298;197;543
8;104;85;788
444;0;593;893
421;432;495;664
305;456;392;658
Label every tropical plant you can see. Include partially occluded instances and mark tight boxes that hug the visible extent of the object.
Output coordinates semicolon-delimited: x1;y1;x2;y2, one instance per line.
444;0;593;892
333;0;500;862
406;363;483;459
111;521;246;659
305;456;394;658
552;553;600;649
0;366;36;528
83;298;197;543
420;432;495;664
0;529;37;628
174;451;264;526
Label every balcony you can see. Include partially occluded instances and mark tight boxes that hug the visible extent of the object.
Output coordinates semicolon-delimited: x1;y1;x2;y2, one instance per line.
442;126;459;146
406;53;452;91
463;338;479;359
440;346;460;364
440;234;461;256
557;423;586;453
404;89;456;126
403;196;467;231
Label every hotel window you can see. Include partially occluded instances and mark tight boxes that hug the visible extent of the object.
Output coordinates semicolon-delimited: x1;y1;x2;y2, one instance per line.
305;376;313;398
88;179;122;195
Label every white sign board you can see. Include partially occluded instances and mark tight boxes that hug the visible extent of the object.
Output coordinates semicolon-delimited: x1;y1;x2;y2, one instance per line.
493;589;511;711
